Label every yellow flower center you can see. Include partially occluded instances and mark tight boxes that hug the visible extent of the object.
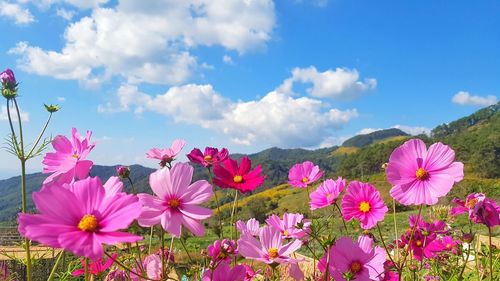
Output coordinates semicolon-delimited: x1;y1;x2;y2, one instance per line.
233;175;243;183
415;168;429;180
203;155;213;162
466;198;478;209
445;243;451;249
168;199;180;208
359;201;371;213
350;261;362;273
78;214;98;232
415;240;423;247
268;248;279;259
326;193;332;198
72;154;79;159
302;177;309;183
283;230;289;236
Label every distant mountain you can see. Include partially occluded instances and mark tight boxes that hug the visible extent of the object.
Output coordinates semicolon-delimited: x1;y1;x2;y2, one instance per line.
342;128;409;147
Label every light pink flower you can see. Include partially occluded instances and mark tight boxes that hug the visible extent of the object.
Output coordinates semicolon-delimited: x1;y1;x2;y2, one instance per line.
266;213;311;239
202;262;246;281
329;236;386;281
137;162;213;237
236;218;262;237
207;239;238;263
72;253;117;276
143;254;162;280
309;177;345;210
288;161;323;188
42;128;95;184
387;139;464;205
187;147;229;168
341;181;388;229
237;226;302;264
146;139;186;167
18;177;142;261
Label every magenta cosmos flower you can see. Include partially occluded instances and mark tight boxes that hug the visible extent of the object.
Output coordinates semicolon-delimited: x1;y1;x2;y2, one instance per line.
187;147;229;167
146;139;186;167
0;68;16;89
288;161;323;188
309;177;345;210
42;128;95;184
207;239;238;263
137;162;213;237
341;181;388;229
202;262;246;281
237;226;302;264
213;156;264;193
18;177;142;261
72;253;117;276
329;236;386;281
266;213;311;239
451;193;500;227
387;139;464;205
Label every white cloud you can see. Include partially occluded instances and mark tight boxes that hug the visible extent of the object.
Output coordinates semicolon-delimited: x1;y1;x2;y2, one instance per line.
393;125;431;136
452;91;497;107
357;128;382;135
0;105;30;122
10;0;276;87
223;55;234;65
101;83;358;147
57;96;66;102
0;1;34;24
19;0;109;10
56;8;76;20
277;66;376;99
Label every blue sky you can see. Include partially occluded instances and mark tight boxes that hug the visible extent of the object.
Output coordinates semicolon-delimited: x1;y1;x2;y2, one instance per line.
0;0;499;178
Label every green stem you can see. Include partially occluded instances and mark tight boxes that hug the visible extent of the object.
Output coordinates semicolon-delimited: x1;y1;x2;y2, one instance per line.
458;240;471;281
13;99;24;157
84;258;89;281
488;226;493;281
21;159;32;281
5;99;20;155
334;203;349;233
47;251;64;281
377;223;399;271
207;168;223;238
26;112;52;159
229;191;239;240
160;229;165;278
148;226;154;255
392;199;399;263
165;236;175;277
127;176;136;194
179;238;194;263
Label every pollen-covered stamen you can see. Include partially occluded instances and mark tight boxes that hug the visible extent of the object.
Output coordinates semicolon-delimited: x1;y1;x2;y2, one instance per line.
168;198;181;209
203;155;213;162
78;214;98;232
415;168;429;181
359;201;371;213
283;230;289;236
268;247;279;259
465;198;478;209
445;243;452;249
415;240;423;247
326;193;332;198
350;261;362;274
72;154;79;159
302;177;309;183
233;175;243;183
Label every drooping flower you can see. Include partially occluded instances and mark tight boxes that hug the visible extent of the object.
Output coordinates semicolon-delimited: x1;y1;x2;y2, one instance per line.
213;156;264;193
146;139;186;167
187;147;229;168
236;218;262;237
116;165;130;179
451;193;499;227
309;177;345;210
288;161;323;188
18;177;142;261
42;128;95;184
266;213;311;239
207;239;238;263
72;253;118;276
202;262;246;281
137;162;213;237
386;139;464;205
329;236;386;281
237;226;302;264
341;181;388;229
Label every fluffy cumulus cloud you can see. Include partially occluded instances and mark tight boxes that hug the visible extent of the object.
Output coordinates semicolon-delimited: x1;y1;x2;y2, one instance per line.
452;91;497;107
19;0;109;10
101;83;358;147
276;66;376;99
0;105;30;122
10;0;276;87
0;1;34;24
356;125;431;136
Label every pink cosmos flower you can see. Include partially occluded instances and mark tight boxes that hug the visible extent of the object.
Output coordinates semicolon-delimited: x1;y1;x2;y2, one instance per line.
341;181;388;229
387;139;464;205
42;128;95;184
242;264;261;281
266;213;311;239
18;177;142;261
309;177;345;210
451;193;500;227
236;218;262;237
187;147;229;168
427;236;460;255
237;226;302;264
137;162;213;237
105;269;127;281
143;254;162;280
213;156;265;193
207;239;238;263
202;262;246;281
146;139;186;167
72;253;117;276
288;161;323;188
329;236;386;281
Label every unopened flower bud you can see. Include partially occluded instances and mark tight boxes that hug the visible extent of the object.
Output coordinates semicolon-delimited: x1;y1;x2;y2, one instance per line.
1;68;18;99
462;233;474;243
44;104;60;113
409;264;418;271
116;166;130;179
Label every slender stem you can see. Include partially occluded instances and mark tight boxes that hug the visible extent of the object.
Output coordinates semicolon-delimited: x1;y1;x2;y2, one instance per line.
458;240;471;280
21;159;32;281
26;113;52;159
160;229;165;278
334;203;348;233
127;176;136;194
165;236;175;276
392;199;399;263
6;99;20;155
148;226;154;255
398;205;423;279
229;191;239;240
488;226;493;281
135;241;144;273
47;250;64;281
179;238;194;263
84;258;89;281
207;168;223;238
13;99;24;157
104;252;157;281
377;223;399;270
